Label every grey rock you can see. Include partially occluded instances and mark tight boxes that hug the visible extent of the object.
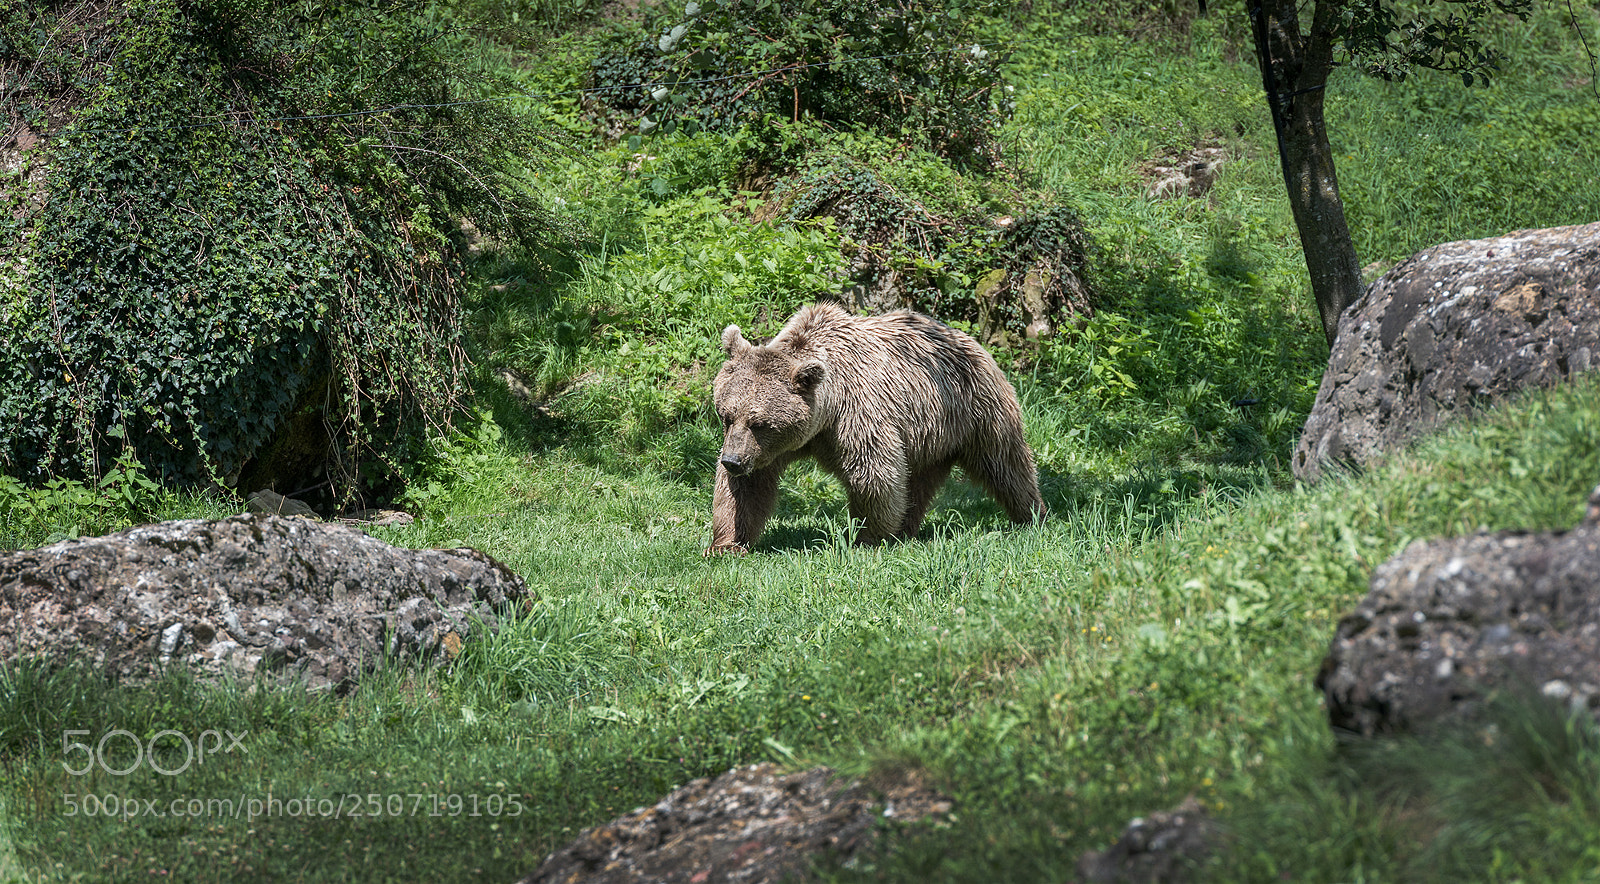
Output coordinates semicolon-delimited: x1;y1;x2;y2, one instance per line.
1317;484;1600;736
1294;221;1600;483
246;488;319;518
341;508;415;527
519;763;951;884
1076;796;1218;884
0;513;526;691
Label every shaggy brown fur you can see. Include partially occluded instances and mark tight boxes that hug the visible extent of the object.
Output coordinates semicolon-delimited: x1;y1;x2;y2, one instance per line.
707;303;1045;555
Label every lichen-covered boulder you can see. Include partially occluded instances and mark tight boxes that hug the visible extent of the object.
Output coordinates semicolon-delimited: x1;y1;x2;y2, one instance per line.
519;763;951;884
1076;796;1219;884
1294;222;1600;483
0;513;527;691
1317;485;1600;736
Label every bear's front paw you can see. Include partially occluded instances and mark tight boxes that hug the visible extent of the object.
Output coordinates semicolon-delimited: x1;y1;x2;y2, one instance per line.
703;542;750;558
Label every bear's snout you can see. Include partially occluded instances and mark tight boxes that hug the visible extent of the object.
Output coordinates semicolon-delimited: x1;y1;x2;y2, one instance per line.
719;453;752;477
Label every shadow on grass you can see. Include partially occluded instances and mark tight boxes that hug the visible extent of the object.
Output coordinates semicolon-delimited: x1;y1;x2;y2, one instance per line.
755;520;840;554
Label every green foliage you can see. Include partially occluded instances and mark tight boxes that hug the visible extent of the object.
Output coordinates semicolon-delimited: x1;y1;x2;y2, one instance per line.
773;135;982;297
0;0;564;496
566;188;844;457
628;125;771;204
0;451;159;548
978;205;1097;331
1336;0;1536;85
1005;31;1326;472
752;129;1096;339
586;0;1012;168
1006;27;1265;188
470;152;850;467
594;188;842;332
990;0;1228;38
451;0;601;30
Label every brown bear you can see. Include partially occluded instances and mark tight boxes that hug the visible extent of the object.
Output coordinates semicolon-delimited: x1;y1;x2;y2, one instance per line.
707;302;1045;555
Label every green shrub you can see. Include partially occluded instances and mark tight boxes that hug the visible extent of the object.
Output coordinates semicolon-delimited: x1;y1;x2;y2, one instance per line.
758;130;1095;340
0;0;563;498
554;185;845;458
0;452;159;548
585;0;1012;168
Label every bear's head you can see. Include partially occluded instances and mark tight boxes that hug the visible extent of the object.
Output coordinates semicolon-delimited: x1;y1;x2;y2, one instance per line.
712;324;827;477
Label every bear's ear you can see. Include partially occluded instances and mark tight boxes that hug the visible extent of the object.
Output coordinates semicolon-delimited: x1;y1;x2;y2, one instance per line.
791;359;826;393
721;324;750;356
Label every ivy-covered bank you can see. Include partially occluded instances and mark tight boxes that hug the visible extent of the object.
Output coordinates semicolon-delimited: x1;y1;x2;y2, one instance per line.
0;0;562;499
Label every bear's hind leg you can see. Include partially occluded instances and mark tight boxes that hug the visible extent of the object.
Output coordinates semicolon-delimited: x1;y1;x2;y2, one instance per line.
959;439;1045;525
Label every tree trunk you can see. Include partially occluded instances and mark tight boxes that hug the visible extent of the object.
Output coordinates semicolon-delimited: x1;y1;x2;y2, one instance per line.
1249;0;1365;348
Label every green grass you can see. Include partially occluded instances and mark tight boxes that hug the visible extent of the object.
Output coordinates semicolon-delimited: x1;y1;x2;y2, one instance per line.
4;3;1600;881
838;375;1600;882
7;375;1598;882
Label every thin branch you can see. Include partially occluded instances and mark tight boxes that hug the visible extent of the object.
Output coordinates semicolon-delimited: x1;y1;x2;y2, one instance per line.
374;142;512;231
1567;0;1600;101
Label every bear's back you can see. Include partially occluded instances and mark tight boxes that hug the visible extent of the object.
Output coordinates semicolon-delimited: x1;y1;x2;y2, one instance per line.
784;305;1020;464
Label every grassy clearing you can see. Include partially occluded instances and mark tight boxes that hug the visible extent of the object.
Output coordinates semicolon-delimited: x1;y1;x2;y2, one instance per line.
7;376;1597;882
4;4;1600;882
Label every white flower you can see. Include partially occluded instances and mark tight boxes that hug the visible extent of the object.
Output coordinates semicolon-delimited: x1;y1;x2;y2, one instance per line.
685;1;700;15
